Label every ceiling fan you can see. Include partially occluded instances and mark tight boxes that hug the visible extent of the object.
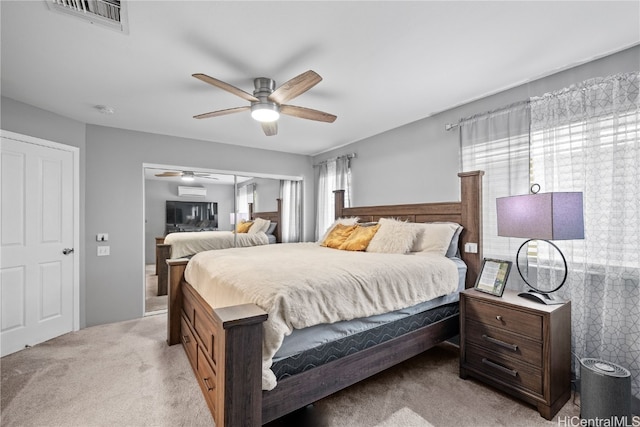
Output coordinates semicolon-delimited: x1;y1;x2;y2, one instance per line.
154;170;219;182
192;70;337;136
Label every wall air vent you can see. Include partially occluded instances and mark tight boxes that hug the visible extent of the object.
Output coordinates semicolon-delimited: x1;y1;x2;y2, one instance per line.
178;186;207;198
47;0;128;33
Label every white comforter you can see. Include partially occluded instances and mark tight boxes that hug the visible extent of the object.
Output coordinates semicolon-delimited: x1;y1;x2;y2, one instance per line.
164;231;269;259
184;242;459;390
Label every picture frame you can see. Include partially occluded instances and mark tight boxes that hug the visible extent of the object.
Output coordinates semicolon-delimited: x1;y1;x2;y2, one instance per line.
474;258;512;297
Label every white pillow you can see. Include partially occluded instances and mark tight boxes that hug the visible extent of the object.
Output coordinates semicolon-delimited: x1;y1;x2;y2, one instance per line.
410;222;460;256
248;217;270;234
317;217;359;244
366;218;417;254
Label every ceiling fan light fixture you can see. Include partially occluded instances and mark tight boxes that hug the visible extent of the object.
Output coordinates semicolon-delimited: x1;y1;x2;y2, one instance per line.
251;103;280;123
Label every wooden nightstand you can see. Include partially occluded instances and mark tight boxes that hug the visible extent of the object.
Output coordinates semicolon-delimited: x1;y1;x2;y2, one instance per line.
459;288;571;420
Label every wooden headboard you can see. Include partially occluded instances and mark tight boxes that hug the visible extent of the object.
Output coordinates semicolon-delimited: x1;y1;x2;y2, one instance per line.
249;198;282;243
334;171;484;289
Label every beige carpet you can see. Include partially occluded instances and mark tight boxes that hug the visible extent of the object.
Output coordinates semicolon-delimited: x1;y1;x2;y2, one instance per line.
1;314;581;427
145;264;167;314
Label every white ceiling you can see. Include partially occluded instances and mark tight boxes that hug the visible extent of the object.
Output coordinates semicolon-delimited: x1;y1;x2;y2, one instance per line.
2;1;638;156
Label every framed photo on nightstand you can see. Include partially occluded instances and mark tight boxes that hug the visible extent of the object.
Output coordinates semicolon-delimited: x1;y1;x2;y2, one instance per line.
474;258;512;297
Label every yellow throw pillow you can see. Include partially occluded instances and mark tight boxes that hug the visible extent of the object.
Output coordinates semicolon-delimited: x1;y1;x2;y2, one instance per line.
321;223;357;249
236;221;253;233
339;224;381;251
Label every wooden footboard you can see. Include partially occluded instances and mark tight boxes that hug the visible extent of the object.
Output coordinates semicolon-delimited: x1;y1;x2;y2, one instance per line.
167;259;268;426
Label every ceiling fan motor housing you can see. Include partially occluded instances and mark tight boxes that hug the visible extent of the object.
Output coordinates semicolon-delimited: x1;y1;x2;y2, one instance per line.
251;77;280;120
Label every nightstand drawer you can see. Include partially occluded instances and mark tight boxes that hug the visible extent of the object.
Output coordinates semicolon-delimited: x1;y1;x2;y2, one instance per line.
465;343;543;395
465;320;542;367
465;298;542;340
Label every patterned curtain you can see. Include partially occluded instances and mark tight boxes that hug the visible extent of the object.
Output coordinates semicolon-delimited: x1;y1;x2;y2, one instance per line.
279;180;301;243
460;102;531;263
315;156;352;240
530;72;640;400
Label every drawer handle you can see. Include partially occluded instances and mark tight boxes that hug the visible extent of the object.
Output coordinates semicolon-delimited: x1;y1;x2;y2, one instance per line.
482;334;518;352
182;335;190;344
203;377;215;391
481;358;518;377
496;315;503;321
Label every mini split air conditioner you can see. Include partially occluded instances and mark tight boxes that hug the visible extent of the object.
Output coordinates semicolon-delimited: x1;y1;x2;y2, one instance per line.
178;186;206;197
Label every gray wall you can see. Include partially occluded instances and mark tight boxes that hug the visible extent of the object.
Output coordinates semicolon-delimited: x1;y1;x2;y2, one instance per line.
144;180;235;263
252;178;281;212
313;46;640;207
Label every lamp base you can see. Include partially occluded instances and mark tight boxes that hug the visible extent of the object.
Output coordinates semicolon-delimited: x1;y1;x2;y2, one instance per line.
518;290;565;305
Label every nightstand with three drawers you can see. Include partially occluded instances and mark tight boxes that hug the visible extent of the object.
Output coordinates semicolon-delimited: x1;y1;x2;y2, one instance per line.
459;288;571;420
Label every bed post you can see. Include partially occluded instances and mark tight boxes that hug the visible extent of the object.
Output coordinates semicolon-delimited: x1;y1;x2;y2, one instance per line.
216;305;268;426
275;198;282;243
334;189;345;219
154;237;165;274
248;202;254;220
156;243;171;296
166;258;188;345
458;170;484;289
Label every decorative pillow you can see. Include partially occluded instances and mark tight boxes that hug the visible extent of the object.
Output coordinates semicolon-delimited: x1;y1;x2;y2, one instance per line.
339;223;381;251
249;217;270;234
446;224;464;258
317;217;359;244
410;222;461;256
265;222;277;235
236;220;253;233
366;218;417;254
321;224;358;249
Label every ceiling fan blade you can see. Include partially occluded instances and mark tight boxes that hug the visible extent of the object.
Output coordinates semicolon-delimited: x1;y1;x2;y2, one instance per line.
268;70;322;104
280;105;337;123
261;121;278;136
155;171;183;177
193;106;250;119
192;73;259;102
193;173;219;180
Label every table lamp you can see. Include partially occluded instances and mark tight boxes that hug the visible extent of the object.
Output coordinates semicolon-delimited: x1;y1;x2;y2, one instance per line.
496;187;584;304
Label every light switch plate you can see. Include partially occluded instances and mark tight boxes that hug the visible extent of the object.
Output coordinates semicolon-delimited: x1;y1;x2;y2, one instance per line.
97;233;109;242
97;246;110;256
464;242;478;253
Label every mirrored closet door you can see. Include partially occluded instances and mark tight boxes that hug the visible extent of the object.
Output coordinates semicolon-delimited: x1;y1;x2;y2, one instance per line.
143;167;303;315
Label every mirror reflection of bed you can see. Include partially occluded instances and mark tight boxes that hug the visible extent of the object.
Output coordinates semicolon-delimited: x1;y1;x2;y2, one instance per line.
143;168;301;315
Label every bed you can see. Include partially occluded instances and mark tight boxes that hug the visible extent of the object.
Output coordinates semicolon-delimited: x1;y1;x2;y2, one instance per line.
166;171;483;426
154;200;281;296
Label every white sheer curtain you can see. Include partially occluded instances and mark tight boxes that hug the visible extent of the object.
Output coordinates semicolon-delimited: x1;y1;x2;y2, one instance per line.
530;73;640;399
315;155;352;240
460;102;531;263
279;180;301;243
236;183;252;217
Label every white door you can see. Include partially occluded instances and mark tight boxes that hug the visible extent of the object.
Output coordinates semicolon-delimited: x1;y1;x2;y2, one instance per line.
1;131;78;357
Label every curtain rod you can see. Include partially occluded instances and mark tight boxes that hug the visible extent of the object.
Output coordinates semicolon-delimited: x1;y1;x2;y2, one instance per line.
445;100;530;131
313;153;357;167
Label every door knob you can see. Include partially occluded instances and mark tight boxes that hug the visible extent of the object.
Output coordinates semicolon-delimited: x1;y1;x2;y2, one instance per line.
63;248;74;255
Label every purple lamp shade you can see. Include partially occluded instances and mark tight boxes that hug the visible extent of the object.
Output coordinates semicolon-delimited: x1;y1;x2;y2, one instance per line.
496;192;584;240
